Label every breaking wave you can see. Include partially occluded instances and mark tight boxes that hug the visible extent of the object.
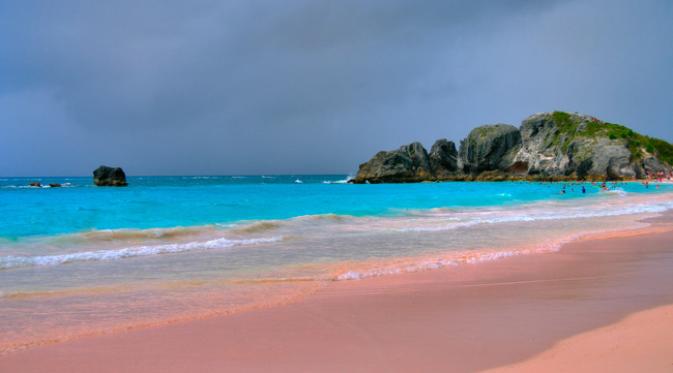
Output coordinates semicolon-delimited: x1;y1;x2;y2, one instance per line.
292;213;351;222
396;200;673;233
322;176;352;184
0;236;282;270
228;221;283;234
53;226;218;243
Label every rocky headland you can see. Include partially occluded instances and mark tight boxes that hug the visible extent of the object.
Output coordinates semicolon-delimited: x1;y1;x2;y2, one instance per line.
352;112;673;183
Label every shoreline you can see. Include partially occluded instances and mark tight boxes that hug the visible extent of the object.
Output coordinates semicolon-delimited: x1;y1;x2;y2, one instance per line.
4;191;673;356
2;213;673;371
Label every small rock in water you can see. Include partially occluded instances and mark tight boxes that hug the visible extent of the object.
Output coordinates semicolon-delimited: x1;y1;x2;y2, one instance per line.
93;165;128;186
29;181;41;187
48;183;62;188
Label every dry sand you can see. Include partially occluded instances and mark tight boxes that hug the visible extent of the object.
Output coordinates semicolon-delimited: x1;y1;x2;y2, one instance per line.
2;219;673;372
485;304;673;373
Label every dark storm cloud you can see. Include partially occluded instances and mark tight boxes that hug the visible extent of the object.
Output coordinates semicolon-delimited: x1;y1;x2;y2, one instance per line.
1;0;672;176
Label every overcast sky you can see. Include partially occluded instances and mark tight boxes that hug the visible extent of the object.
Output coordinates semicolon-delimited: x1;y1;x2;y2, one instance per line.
1;0;672;176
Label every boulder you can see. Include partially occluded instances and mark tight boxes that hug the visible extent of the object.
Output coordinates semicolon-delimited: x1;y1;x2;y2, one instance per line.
642;157;671;177
429;139;459;178
588;139;634;180
460;124;521;174
514;113;572;177
48;183;62;188
401;142;433;179
353;142;431;183
607;157;636;180
93;166;128;186
29;181;41;187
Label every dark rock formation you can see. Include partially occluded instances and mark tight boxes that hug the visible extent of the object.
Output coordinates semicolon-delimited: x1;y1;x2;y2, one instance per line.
93;166;128;186
460;124;521;174
352;112;673;183
29;182;41;187
429;139;459;178
48;183;62;188
353;142;432;183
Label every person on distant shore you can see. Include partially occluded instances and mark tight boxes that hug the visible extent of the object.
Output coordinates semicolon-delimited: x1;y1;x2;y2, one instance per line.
582;186;586;194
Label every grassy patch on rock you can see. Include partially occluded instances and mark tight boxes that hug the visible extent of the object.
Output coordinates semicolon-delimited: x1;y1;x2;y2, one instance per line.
550;111;673;164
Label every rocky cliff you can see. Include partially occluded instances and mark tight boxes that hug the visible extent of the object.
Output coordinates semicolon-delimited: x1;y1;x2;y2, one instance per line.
352;112;673;183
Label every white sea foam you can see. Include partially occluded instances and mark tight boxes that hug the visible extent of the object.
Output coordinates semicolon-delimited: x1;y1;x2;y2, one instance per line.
1;185;35;189
2;183;75;189
335;235;579;281
322;176;352;184
0;236;282;270
336;258;460;280
396;200;673;233
606;188;627;196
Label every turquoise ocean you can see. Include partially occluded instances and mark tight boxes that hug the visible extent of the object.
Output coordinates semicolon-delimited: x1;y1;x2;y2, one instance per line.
2;175;673;352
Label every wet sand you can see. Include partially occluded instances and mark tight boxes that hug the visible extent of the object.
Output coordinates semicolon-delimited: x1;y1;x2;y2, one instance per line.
2;217;673;372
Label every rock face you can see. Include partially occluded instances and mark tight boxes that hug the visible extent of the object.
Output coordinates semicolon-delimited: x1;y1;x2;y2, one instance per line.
643;157;670;176
460;124;522;174
513;113;633;179
354;142;432;183
93;166;128;186
352;112;673;183
429;139;459;178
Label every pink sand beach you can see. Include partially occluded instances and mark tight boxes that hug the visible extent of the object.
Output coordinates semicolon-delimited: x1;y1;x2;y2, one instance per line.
2;214;673;372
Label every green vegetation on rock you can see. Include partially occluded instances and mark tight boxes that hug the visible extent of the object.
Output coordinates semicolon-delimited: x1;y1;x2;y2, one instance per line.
550;111;673;164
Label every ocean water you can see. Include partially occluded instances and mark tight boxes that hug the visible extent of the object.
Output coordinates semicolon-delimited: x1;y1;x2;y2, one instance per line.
1;175;673;352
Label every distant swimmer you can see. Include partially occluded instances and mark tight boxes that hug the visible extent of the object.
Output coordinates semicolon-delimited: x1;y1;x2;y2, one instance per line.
582;186;586;194
599;181;609;191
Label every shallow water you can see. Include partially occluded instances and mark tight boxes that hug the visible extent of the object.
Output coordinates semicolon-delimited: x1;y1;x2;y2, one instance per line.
1;176;672;352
